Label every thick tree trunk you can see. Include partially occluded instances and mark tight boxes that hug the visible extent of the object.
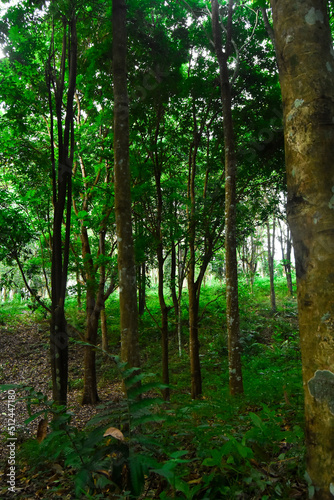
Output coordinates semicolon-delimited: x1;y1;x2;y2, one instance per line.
271;1;334;497
113;0;140;370
212;0;243;396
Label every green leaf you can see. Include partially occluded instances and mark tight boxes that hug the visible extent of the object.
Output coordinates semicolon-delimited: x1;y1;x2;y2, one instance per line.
249;412;263;429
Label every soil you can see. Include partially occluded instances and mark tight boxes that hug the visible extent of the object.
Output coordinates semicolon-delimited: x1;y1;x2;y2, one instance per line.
0;313;123;498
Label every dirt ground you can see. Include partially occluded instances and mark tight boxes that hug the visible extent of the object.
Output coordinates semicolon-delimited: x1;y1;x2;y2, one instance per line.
0;314;123;498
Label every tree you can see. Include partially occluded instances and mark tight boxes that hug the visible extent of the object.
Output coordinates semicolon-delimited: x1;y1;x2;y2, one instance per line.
112;0;140;370
266;214;276;313
211;0;243;395
270;0;334;497
47;3;77;406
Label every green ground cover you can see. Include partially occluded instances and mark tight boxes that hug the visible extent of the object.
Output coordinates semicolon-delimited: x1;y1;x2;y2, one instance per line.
0;275;306;498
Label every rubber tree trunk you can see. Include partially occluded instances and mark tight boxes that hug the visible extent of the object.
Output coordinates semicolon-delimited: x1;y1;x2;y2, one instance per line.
80;226;99;405
285;226;293;296
112;0;140;370
138;262;146;316
278;219;294;296
188;268;202;398
157;242;170;401
270;1;334;497
266;217;276;313
211;0;243;396
187;134;202;399
48;12;77;406
153;121;170;400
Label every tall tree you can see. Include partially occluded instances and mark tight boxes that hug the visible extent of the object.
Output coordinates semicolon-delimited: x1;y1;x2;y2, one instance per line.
266;215;276;312
211;0;243;395
48;5;77;406
270;0;334;497
112;0;140;370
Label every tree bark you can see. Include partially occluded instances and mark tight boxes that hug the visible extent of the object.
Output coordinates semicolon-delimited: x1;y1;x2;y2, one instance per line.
278;218;294;296
138;262;146;316
112;0;140;370
187;129;202;399
48;11;77;406
270;1;334;497
285;226;293;295
211;0;243;396
80;226;99;405
267;216;276;313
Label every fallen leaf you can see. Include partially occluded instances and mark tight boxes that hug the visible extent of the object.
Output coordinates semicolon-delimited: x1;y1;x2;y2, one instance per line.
103;426;125;441
37;418;48;443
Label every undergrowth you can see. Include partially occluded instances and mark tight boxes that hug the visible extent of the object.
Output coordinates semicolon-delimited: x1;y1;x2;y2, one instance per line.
0;275;306;498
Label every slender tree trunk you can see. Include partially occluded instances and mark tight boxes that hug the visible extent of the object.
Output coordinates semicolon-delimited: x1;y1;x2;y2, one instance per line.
285;226;293;295
187;133;202;398
76;267;82;309
48;12;77;406
177;243;187;357
138;262;146;316
171;239;179;326
267;217;276;313
101;306;108;353
188;271;202;398
113;0;140;370
81;292;99;404
271;1;334;497
80;226;99;404
212;0;243;395
278;219;294;296
157;243;170;400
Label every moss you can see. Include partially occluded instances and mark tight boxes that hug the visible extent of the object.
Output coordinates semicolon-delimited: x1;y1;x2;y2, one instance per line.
308;370;334;414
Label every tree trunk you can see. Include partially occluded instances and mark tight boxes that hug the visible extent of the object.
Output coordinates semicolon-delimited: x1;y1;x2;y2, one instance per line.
270;1;334;497
80;226;100;405
267;217;276;313
212;0;243;396
171;239;179;326
278;218;294;296
48;12;77;406
285;226;293;296
112;0;140;370
138;262;146;316
81;292;99;405
101;307;109;354
177;243;187;357
157;241;170;400
187;133;202;399
188;270;202;399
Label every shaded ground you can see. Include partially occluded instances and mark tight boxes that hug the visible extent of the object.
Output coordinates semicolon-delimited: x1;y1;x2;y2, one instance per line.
0;313;123;498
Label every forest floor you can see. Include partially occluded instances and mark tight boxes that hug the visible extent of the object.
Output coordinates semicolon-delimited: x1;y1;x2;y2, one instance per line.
0;311;123;498
0;280;308;499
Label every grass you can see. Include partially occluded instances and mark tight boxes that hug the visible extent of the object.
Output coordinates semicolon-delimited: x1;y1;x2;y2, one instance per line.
0;273;306;498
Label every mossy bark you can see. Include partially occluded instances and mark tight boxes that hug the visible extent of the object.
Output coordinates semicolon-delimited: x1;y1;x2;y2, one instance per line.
271;1;334;497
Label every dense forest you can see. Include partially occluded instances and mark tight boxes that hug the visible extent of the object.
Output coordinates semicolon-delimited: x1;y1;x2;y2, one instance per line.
0;0;333;498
